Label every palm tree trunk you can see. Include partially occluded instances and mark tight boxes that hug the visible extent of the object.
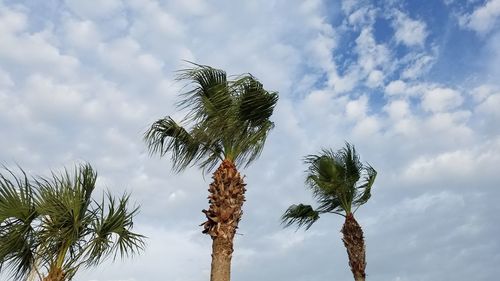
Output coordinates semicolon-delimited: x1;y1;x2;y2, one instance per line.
341;213;366;281
201;159;246;281
42;267;65;281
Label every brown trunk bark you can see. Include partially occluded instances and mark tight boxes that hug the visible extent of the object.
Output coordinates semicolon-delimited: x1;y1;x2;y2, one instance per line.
210;236;233;281
42;267;65;281
341;213;366;281
200;159;246;281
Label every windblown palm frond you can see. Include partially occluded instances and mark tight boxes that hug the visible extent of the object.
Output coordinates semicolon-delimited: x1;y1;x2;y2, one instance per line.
0;167;39;280
84;192;145;268
144;63;278;172
282;143;377;230
176;63;230;124
353;165;377;207
281;204;320;230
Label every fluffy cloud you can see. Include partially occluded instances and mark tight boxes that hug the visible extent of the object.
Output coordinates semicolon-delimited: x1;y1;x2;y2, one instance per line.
392;10;428;47
421;87;463;112
461;0;500;34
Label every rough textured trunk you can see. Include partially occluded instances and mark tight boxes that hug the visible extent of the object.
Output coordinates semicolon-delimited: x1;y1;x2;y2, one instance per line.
341;213;366;281
200;159;246;281
42;267;65;281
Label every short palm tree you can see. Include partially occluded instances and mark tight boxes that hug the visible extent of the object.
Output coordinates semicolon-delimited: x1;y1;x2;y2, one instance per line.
0;164;145;281
144;63;278;281
282;143;377;281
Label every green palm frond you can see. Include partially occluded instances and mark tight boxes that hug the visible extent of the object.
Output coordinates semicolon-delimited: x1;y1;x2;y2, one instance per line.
338;143;362;188
145;117;203;170
0;167;38;280
281;204;320;230
231;119;275;168
283;143;377;231
144;116;225;172
235;76;279;126
176;63;230;123
83;192;144;267
353;165;377;208
145;63;278;172
35;165;96;258
303;143;370;214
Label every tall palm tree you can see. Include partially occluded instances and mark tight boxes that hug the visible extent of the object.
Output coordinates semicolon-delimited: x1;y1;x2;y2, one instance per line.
144;63;278;281
0;164;145;281
281;143;377;281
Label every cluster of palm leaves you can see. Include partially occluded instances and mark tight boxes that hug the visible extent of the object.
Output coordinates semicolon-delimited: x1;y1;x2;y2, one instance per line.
0;164;144;281
144;63;278;172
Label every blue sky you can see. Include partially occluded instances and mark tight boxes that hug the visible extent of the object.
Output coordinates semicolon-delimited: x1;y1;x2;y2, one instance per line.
1;1;500;281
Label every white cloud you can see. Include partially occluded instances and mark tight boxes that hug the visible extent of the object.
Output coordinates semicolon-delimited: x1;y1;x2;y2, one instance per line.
385;80;407;96
346;5;377;27
345;95;368;120
471;84;498;102
366;69;384;87
462;0;500;34
356;27;391;73
402;139;500;184
65;0;124;20
0;67;14;89
392;10;428;47
421;87;463;112
401;53;435;79
352;116;380;138
327;69;361;93
23;74;85;116
476;93;500;118
385;100;410;119
63;19;102;50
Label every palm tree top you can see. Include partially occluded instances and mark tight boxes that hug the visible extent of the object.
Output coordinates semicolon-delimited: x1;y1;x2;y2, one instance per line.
145;63;279;172
0;164;145;280
282;143;377;230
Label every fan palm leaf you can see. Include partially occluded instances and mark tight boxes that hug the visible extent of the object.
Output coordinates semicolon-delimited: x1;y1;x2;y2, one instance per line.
0;164;145;281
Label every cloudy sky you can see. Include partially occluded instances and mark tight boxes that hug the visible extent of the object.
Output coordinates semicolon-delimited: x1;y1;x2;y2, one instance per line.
1;0;500;280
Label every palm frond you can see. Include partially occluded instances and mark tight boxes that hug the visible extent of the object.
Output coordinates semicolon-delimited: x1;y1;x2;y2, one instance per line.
353;165;377;209
176;63;231;123
0;222;38;280
234;76;279;126
338;142;362;187
281;204;320;230
232;119;275;168
304;152;350;212
303;143;376;215
84;193;145;267
144;116;214;171
146;63;278;173
0;167;39;280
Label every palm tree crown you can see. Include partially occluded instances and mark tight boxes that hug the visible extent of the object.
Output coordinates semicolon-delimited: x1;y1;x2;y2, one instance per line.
282;143;377;229
144;63;278;171
0;164;145;281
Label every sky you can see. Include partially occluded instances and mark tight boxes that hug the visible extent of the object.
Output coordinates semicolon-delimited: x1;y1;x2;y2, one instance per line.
1;0;500;280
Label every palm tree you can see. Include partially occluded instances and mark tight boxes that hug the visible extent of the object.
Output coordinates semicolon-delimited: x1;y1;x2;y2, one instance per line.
144;63;278;281
0;164;145;281
281;143;377;281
